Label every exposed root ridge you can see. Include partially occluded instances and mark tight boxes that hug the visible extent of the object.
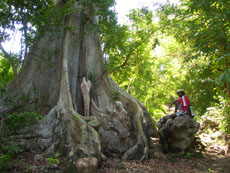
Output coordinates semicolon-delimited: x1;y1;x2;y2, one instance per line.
104;74;150;160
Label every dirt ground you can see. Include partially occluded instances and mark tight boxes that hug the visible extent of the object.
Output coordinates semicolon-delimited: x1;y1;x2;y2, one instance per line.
2;138;230;172
98;151;230;173
98;138;230;173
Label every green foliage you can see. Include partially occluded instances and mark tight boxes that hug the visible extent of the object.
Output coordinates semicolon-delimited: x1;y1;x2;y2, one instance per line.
1;141;24;156
106;1;227;124
24;166;33;173
0;90;22;109
1;0;229;135
4;111;43;135
208;168;215;173
0;154;11;170
0;0;116;72
157;0;230;96
0;0;55;62
0;55;14;87
199;95;230;134
217;69;230;87
46;153;60;166
186;152;193;158
0;141;24;171
178;56;217;115
102;8;171;119
216;96;230;133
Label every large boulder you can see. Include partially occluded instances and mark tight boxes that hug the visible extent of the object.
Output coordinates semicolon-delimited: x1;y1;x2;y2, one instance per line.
157;115;200;153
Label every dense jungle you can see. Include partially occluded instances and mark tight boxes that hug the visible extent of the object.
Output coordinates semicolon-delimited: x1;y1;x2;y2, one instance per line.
0;0;230;172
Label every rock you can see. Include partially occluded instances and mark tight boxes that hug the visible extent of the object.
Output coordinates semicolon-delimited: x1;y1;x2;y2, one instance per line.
131;168;142;172
216;167;225;172
34;154;43;161
158;115;200;152
153;150;166;159
92;100;134;154
30;165;38;171
48;164;59;169
101;153;107;160
199;114;220;132
75;157;98;173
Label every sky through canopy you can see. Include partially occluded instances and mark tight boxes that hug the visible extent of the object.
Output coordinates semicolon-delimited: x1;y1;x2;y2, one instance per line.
2;0;179;53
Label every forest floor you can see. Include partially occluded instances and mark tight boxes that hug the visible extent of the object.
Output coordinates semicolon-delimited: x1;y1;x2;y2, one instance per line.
98;138;230;173
2;134;230;172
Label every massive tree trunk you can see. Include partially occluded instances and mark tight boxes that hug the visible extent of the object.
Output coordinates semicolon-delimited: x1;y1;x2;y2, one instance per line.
0;0;157;171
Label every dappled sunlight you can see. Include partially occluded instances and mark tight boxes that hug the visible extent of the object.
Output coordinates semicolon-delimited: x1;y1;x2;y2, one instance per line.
1;0;230;172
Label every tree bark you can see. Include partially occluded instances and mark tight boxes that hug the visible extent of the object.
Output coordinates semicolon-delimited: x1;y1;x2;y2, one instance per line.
0;0;158;171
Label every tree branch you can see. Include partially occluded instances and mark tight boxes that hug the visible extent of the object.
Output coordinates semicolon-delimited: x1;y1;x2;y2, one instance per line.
0;43;18;77
109;31;154;74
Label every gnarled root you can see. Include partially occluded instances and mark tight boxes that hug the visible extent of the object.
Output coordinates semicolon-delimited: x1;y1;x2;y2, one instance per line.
96;75;157;161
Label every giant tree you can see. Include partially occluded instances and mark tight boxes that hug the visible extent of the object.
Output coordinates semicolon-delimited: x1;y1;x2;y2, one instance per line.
0;0;157;171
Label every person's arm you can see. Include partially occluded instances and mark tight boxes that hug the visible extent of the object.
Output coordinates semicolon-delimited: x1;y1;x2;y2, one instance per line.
168;100;178;112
